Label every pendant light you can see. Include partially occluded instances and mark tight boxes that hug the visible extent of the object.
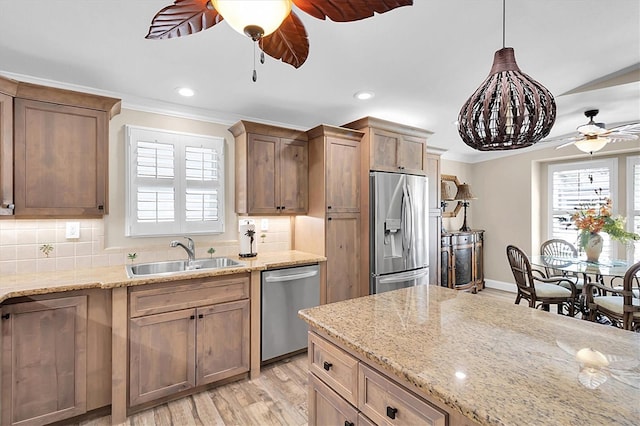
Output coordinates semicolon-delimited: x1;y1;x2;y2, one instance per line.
458;0;556;151
211;0;292;41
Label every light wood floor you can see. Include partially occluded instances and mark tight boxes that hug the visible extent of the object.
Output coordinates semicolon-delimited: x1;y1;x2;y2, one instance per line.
76;288;513;426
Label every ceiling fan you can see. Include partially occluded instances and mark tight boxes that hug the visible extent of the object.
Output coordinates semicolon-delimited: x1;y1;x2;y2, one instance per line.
146;0;413;74
551;109;640;154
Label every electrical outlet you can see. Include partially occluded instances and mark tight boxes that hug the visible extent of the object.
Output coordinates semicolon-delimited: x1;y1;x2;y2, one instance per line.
261;219;269;231
65;222;80;239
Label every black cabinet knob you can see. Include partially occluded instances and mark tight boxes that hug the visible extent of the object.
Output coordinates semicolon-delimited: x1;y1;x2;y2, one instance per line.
198;314;204;319
1;313;10;320
344;421;354;426
386;406;398;419
323;361;333;371
189;315;195;320
327;205;332;209
98;205;104;210
327;217;332;221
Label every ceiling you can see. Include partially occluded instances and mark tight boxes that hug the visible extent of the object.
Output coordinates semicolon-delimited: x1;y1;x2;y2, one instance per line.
1;0;638;163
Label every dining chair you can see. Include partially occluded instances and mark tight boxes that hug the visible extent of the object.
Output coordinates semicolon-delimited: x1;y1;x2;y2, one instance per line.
506;245;578;316
584;260;640;332
539;239;587;291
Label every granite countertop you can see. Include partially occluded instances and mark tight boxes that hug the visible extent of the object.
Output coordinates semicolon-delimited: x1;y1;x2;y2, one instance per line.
299;285;640;426
0;250;325;303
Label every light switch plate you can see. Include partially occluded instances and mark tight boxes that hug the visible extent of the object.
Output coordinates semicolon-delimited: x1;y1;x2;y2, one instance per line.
65;222;80;239
261;219;269;231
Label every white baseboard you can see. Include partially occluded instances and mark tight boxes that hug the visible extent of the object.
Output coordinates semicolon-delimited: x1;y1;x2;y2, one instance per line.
484;279;516;293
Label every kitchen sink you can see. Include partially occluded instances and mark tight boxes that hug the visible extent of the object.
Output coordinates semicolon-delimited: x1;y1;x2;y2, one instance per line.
126;257;244;278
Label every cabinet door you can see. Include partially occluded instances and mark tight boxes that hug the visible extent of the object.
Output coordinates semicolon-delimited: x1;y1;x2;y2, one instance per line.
279;138;308;213
370;128;400;172
326;214;361;303
13;99;107;216
1;296;87;426
0;92;13;216
247;133;279;214
308;373;359;426
129;309;196;406
326;137;360;213
196;300;250;386
397;135;427;175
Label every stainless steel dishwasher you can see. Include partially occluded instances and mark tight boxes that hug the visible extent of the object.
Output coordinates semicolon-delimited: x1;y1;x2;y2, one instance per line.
261;264;320;363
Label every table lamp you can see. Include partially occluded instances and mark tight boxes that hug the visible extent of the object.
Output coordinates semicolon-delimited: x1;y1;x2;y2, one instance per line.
454;183;476;232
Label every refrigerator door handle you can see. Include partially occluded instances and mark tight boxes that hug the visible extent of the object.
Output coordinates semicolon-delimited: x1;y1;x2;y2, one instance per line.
401;180;412;256
378;268;429;283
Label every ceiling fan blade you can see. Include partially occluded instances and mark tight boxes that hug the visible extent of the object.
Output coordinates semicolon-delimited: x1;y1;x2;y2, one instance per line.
260;11;309;69
146;0;223;40
607;133;639;142
606;122;640;134
292;0;412;22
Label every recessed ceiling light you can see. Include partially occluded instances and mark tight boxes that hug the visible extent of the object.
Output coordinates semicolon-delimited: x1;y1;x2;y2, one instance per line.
177;87;195;97
354;90;375;100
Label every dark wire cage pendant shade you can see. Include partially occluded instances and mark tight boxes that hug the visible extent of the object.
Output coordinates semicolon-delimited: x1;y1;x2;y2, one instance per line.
458;47;556;151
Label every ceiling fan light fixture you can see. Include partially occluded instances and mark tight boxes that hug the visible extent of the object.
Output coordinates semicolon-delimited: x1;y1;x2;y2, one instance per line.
211;0;292;40
574;136;610;154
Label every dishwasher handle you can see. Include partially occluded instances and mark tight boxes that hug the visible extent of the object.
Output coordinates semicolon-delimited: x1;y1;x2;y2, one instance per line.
264;269;319;283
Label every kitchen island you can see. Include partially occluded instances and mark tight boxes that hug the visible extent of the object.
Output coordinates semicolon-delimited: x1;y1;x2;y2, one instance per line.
299;285;640;425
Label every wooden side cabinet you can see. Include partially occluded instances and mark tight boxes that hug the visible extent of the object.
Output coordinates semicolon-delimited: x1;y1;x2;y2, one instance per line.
441;230;484;292
1;296;88;426
231;120;308;215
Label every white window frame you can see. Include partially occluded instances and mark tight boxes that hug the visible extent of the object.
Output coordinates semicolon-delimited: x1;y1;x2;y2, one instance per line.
627;155;640;263
125;125;225;237
548;158;618;259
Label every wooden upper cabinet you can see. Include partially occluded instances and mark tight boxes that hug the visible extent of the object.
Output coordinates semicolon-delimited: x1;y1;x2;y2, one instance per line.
0;84;16;216
1;295;88;426
231;120;308;215
11;81;120;217
344;116;432;176
326;136;360;213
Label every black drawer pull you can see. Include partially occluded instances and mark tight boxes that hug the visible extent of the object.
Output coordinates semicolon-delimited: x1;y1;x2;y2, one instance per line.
344;421;354;426
198;314;204;319
327;217;332;221
386;406;398;419
327;205;332;209
323;361;333;371
189;315;195;320
1;313;10;320
98;205;104;210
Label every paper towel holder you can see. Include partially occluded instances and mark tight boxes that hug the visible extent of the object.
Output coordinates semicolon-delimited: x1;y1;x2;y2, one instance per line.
239;226;257;258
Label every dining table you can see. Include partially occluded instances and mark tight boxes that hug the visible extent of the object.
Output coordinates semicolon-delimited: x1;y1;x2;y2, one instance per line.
529;255;633;318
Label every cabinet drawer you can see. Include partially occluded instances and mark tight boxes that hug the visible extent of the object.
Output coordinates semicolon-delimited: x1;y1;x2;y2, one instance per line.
308;373;358;426
309;332;359;405
358;363;446;426
452;234;473;245
129;274;249;317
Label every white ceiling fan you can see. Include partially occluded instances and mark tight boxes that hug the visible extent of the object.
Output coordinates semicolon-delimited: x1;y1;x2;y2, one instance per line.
551;109;640;154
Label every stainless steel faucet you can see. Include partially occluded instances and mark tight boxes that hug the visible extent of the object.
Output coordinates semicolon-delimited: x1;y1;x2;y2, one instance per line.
170;237;195;265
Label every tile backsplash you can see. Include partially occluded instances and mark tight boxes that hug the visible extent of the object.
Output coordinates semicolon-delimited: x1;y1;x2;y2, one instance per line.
0;218;292;276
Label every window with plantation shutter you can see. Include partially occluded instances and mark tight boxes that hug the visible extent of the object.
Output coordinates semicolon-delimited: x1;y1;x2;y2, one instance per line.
126;126;225;236
627;156;640;262
548;159;617;259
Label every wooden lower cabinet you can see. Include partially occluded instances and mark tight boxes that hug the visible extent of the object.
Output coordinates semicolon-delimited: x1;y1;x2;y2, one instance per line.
1;289;112;426
325;213;361;304
128;275;250;408
308;331;454;426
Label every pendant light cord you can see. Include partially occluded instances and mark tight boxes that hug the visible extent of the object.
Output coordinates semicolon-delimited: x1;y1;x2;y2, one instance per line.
502;0;506;48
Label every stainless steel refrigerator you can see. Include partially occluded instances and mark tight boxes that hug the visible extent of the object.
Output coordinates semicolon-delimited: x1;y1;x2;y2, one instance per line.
370;171;429;294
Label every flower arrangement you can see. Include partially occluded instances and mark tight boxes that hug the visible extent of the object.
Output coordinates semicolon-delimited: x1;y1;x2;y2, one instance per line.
560;189;639;249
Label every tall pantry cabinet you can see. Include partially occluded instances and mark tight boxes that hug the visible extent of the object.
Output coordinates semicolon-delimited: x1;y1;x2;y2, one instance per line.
295;125;363;304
